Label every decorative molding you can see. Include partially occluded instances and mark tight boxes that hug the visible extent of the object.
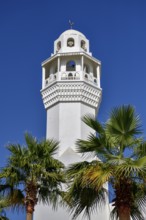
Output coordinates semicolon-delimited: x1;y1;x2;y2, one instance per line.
41;81;102;109
42;51;101;66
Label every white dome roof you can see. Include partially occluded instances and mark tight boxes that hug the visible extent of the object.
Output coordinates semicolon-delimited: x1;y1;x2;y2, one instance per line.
54;29;90;55
59;29;86;39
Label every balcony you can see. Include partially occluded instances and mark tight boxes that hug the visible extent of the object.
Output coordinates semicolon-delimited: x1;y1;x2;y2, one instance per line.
44;71;98;88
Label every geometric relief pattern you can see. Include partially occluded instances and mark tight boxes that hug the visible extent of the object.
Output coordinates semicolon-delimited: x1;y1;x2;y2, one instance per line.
41;81;102;109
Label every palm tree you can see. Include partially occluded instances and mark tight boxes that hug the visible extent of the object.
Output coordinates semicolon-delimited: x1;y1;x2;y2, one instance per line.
0;133;65;220
66;105;146;220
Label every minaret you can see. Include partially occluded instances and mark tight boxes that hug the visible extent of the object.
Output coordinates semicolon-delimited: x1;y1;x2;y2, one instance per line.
34;29;110;220
41;29;101;157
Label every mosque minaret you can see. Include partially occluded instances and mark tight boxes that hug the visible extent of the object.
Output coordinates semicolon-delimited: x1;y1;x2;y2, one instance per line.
34;28;110;220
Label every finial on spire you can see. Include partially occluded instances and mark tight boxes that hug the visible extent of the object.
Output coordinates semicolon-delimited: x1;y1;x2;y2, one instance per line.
69;20;74;29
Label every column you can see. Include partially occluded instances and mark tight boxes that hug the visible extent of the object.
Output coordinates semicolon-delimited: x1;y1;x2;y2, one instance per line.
42;67;45;89
97;65;100;88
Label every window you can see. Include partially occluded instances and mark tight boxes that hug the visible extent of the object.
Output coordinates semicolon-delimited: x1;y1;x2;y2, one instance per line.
68;73;73;80
66;60;76;71
67;38;74;47
57;41;61;51
81;40;86;50
85;74;88;79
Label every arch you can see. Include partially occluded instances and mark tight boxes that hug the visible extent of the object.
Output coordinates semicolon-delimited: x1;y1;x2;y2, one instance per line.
84;64;89;73
57;41;61;51
81;40;86;50
94;79;97;83
67;38;74;47
68;73;73;80
61;72;67;79
74;72;80;79
66;60;76;71
85;74;88;79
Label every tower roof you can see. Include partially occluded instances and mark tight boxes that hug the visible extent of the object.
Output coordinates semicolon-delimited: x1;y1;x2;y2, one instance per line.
54;29;90;54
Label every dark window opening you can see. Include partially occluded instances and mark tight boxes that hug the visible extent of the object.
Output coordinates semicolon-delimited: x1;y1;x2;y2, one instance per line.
66;60;76;71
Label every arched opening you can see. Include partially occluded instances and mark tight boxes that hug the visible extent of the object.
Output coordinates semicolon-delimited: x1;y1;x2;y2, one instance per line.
68;73;73;80
81;40;86;50
94;79;97;83
74;72;80;79
67;38;74;47
66;60;76;71
85;74;88;79
61;72;67;80
84;64;89;73
57;41;61;51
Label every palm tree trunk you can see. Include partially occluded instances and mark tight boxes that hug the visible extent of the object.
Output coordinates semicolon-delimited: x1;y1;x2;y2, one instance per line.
25;181;38;220
26;203;34;220
26;212;33;220
115;179;132;220
118;206;131;220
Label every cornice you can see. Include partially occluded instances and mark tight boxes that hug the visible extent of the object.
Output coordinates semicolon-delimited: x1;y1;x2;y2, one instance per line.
41;52;101;66
41;81;102;109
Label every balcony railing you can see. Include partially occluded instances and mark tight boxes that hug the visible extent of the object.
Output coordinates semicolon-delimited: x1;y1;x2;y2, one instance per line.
61;71;80;80
44;71;98;88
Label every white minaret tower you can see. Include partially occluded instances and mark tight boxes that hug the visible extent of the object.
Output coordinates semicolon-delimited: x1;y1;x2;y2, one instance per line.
34;28;110;220
41;29;101;157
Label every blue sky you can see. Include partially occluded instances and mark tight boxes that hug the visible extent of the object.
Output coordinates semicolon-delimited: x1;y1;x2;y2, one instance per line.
0;0;146;219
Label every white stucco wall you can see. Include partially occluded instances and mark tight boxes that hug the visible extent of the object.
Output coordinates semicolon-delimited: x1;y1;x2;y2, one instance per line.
46;102;96;156
81;103;95;140
34;200;111;220
46;104;59;141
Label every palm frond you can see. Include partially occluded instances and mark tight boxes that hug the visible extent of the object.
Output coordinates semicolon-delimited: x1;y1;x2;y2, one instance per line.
106;105;142;148
115;157;146;178
82;115;105;134
134;141;146;158
65;182;107;219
